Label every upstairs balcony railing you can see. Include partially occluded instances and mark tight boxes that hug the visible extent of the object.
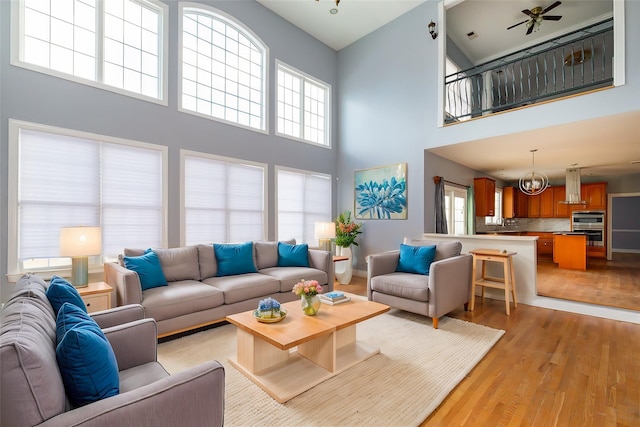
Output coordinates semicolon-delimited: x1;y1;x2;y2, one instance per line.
445;19;614;124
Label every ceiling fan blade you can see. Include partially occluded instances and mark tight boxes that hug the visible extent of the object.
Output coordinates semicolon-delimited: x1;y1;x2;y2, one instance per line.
542;1;562;15
507;20;528;30
526;24;534;35
543;15;562;21
521;9;535;18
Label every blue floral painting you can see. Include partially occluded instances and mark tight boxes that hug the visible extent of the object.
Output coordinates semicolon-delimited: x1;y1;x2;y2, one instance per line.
354;163;407;220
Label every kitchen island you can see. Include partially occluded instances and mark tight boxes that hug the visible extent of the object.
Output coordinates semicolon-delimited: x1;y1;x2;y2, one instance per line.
553;233;587;270
418;234;638;325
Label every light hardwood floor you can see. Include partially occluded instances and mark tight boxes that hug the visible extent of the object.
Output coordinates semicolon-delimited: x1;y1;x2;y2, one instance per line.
536;253;640;311
342;275;640;426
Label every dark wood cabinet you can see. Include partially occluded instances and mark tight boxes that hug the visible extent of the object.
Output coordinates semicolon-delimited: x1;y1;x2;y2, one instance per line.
582;182;607;210
553;187;570;218
539;189;554;218
503;187;529;218
528;194;540;217
527;232;554;258
474;177;496;217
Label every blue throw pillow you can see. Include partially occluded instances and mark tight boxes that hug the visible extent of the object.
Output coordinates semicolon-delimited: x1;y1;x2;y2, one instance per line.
214;242;257;276
123;249;168;291
396;244;437;275
46;275;87;315
277;242;309;267
55;303;119;407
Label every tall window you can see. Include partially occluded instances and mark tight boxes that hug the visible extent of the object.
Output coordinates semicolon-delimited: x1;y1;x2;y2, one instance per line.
445;57;472;122
13;0;167;102
277;61;331;147
276;167;332;245
8;120;166;278
182;151;266;245
444;185;467;235
180;5;267;132
485;188;503;225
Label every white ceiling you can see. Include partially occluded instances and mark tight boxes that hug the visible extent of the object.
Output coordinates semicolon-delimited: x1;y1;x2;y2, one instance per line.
259;0;639;181
256;0;426;51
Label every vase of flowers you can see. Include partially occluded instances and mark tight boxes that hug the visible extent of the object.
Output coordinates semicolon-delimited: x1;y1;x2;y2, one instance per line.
334;210;362;249
334;211;362;285
292;279;323;316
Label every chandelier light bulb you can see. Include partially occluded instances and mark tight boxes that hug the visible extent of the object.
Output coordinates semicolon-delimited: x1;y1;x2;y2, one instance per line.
519;149;549;196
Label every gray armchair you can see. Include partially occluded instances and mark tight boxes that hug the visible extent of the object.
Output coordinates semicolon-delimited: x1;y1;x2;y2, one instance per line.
367;239;472;328
1;274;225;427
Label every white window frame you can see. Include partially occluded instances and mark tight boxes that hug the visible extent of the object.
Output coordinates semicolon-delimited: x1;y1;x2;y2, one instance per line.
7;119;168;282
485;188;503;225
10;0;169;105
178;3;268;134
275;166;332;245
444;185;468;235
276;60;331;148
180;150;267;246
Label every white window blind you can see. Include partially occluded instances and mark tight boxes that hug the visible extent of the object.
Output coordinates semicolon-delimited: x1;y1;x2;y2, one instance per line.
14;125;165;272
277;168;332;245
180;6;266;131
277;62;330;147
183;153;266;245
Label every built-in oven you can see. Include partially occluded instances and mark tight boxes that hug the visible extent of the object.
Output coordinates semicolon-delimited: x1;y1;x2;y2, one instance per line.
571;210;605;247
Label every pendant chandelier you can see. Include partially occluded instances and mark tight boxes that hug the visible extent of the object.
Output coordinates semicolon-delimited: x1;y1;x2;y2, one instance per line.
519;149;549;195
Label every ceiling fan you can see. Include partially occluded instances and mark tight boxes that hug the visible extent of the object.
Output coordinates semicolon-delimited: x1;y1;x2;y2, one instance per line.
507;1;563;35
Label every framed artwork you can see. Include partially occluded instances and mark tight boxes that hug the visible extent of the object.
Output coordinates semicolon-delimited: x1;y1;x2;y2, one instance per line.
354;163;407;220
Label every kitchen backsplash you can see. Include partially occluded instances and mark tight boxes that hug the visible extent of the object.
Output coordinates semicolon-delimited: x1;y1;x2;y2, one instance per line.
476;217;571;233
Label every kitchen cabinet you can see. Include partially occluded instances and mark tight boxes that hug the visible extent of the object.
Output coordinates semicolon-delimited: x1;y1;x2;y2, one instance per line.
554;234;587;270
474;177;496;217
526;186;568;218
503;187;529;218
581;182;607;210
528;194;540;217
527;232;554;258
553;186;570;218
539;189;554;218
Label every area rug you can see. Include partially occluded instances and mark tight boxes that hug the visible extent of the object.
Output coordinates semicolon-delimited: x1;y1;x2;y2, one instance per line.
158;307;504;427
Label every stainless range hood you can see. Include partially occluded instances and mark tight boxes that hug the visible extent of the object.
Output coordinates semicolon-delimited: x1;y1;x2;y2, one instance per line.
561;168;586;204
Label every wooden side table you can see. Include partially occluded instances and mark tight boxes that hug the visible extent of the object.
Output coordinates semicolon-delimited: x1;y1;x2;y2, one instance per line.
469;249;517;315
77;282;113;313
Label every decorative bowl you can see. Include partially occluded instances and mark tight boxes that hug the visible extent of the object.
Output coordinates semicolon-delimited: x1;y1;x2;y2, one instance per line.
253;308;287;323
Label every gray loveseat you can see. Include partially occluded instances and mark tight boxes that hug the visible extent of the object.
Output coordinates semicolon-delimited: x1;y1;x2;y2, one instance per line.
104;241;333;337
0;274;225;427
367;238;472;328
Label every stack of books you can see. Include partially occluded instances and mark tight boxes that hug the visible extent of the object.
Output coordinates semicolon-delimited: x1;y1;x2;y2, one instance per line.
320;291;351;305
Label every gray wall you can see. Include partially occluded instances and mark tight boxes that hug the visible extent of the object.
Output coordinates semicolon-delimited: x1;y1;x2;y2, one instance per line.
0;1;339;295
338;1;640;270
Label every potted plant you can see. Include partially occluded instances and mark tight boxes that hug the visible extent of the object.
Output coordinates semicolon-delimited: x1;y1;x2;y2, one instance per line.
334;211;362;284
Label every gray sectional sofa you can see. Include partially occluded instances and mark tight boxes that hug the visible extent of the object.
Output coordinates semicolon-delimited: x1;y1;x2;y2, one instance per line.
0;274;225;427
104;241;333;337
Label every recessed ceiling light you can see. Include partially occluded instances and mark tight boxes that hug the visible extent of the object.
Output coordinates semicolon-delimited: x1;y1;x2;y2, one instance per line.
330;8;338;14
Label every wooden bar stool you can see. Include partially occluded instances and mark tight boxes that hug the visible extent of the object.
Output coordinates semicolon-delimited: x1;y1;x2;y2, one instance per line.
469;249;517;315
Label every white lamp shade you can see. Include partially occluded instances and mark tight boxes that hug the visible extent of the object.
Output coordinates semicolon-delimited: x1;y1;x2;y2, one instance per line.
60;226;102;257
314;222;336;239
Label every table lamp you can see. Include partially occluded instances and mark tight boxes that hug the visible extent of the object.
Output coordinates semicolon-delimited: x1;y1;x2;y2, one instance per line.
60;226;102;287
314;222;335;252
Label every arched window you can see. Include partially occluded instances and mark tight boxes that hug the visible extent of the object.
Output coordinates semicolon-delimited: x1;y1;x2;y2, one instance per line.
180;5;267;132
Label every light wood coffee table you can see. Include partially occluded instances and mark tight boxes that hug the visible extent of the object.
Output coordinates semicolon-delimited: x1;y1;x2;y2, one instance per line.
226;297;389;403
